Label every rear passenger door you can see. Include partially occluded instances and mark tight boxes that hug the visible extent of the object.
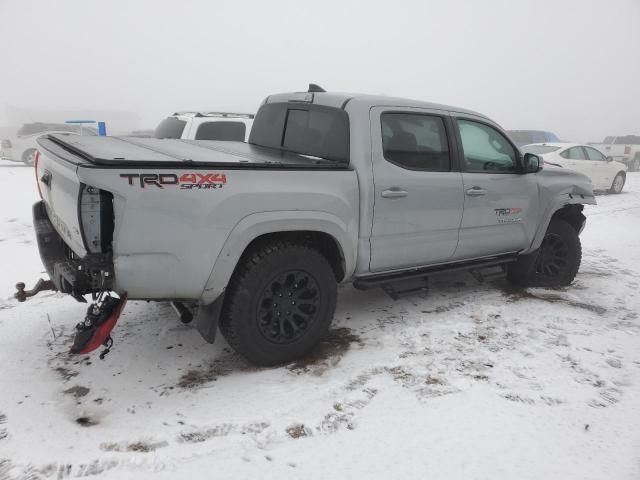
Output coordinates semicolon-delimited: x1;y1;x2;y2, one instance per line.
453;116;540;260
369;107;464;272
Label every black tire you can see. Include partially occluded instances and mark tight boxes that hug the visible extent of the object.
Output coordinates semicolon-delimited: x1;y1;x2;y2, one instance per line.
609;172;625;194
507;218;581;287
22;149;37;166
219;241;337;366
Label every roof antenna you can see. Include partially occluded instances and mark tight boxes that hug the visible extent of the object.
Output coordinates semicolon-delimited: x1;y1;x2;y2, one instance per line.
308;83;326;93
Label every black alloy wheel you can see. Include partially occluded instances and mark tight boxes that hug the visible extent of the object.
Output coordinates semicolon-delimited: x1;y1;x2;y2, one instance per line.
257;270;320;344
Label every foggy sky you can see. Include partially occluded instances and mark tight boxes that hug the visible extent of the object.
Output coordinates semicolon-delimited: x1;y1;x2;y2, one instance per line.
1;0;639;141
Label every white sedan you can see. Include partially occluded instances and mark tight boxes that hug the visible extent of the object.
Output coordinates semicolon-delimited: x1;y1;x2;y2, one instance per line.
1;123;97;165
522;142;628;194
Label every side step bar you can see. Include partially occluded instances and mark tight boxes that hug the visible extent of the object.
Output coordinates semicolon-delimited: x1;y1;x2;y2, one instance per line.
353;255;517;292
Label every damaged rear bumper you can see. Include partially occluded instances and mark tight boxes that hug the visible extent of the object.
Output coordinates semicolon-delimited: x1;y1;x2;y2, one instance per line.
33;201;114;301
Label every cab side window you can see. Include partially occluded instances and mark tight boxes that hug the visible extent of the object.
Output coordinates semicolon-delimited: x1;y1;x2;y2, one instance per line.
584;147;605;161
381;113;450;171
458;120;517;172
561;147;587;160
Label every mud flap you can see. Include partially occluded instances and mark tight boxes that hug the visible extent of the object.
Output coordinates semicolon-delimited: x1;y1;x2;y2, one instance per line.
70;294;127;355
196;293;225;343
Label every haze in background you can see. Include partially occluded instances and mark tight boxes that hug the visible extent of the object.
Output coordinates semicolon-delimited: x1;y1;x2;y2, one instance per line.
1;0;639;141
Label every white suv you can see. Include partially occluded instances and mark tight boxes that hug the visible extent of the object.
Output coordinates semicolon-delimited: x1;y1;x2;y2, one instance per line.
153;111;254;141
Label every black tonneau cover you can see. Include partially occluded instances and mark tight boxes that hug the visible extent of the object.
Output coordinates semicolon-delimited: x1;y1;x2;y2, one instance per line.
37;134;349;170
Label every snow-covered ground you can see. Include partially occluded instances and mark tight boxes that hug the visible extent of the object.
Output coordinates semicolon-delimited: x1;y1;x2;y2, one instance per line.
1;162;639;480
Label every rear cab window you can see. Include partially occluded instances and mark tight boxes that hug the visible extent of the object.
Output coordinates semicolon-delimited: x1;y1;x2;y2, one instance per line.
195;121;246;141
154;117;187;139
249;103;349;163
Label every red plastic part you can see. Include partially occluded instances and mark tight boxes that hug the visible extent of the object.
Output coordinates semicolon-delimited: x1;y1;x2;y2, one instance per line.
34;150;43;200
73;295;127;354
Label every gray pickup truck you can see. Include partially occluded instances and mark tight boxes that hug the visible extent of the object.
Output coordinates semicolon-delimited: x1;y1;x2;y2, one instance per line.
23;85;595;365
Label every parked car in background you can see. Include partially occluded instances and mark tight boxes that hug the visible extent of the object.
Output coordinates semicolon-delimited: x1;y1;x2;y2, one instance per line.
507;130;560;147
154;112;254;141
591;135;640;172
522;143;627;193
0;122;97;165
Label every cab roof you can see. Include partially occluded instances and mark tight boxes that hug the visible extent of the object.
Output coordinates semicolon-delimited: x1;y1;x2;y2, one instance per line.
265;88;488;119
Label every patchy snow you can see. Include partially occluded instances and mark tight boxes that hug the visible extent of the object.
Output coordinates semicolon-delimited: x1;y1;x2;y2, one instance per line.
1;165;639;480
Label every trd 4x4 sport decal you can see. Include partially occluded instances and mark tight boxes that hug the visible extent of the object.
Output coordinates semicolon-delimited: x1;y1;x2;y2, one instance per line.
120;173;227;189
494;207;523;223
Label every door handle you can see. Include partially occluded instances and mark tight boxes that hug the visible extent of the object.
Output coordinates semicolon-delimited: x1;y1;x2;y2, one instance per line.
465;187;487;196
381;188;408;199
40;170;52;187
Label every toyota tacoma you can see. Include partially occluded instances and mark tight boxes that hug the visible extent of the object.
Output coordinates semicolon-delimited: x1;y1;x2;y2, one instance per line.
20;84;596;365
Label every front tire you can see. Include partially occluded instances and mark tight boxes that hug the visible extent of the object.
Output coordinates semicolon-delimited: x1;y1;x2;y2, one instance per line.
219;241;337;366
22;148;37;166
609;172;625;194
508;218;581;287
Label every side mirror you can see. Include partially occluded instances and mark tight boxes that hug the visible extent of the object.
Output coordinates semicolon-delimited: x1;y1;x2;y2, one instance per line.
523;153;542;173
606;156;614;162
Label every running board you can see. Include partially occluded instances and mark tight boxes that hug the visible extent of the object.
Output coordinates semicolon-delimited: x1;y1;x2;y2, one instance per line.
353;255;517;293
381;277;429;300
469;264;508;283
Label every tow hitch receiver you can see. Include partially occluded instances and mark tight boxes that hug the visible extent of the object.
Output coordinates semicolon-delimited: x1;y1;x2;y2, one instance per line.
71;293;127;359
14;279;57;302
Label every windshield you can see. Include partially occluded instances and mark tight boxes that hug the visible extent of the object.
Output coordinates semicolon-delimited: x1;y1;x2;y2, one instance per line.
521;145;561;154
154;117;187;139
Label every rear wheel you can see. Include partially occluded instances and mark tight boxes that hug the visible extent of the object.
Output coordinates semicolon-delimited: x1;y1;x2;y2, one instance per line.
22;149;37;166
609;173;625;194
508;218;581;287
219;241;337;366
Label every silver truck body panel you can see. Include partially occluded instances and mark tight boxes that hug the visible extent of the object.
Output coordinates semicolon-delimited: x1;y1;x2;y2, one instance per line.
85;167;357;299
367;106;464;271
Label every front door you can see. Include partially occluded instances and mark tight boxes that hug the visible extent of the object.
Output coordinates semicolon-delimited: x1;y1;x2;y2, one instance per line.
369;107;464;272
453;116;540;260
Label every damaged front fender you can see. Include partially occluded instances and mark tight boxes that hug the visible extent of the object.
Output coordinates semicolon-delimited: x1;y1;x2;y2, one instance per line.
524;167;596;253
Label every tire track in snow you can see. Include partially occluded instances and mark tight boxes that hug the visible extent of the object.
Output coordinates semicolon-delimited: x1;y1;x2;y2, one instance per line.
0;412;7;441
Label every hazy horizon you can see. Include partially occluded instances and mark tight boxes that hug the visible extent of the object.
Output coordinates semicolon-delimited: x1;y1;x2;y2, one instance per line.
1;0;639;142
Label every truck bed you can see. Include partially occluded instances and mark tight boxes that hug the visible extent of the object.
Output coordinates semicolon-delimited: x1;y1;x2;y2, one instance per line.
37;134;349;170
33;132;359;301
